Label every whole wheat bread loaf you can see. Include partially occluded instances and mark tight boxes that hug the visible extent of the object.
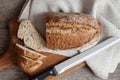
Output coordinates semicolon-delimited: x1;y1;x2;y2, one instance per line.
46;13;101;50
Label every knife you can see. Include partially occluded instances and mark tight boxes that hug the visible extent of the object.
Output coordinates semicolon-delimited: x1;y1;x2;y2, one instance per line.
29;37;120;80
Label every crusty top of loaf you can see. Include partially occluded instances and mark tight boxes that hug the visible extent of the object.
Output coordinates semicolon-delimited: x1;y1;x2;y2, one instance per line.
46;12;100;29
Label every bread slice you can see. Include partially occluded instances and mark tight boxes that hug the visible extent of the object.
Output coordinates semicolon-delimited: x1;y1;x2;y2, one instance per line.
16;43;46;63
17;20;45;52
46;13;101;50
16;44;44;74
17;55;42;73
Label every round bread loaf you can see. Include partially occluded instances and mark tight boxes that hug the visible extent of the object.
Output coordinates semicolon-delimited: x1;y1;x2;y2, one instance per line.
46;13;101;50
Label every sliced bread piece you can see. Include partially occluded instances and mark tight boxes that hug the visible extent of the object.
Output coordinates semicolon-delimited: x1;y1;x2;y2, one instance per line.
17;20;45;52
16;43;46;62
17;55;42;73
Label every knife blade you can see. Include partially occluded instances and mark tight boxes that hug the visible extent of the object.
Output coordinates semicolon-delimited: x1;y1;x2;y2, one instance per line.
30;37;120;80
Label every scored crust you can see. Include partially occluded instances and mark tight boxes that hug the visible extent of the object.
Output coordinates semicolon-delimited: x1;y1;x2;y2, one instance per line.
46;13;101;29
46;13;101;50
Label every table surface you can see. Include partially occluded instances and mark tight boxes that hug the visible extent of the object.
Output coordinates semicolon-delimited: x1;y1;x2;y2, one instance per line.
0;0;120;80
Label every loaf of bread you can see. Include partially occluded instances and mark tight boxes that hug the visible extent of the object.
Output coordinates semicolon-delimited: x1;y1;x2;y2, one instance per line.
46;13;101;50
17;20;45;52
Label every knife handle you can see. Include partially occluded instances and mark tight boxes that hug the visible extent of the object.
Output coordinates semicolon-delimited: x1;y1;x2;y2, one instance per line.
29;68;57;80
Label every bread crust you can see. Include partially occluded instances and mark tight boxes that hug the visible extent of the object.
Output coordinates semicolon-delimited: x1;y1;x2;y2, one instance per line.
46;13;101;29
46;13;101;50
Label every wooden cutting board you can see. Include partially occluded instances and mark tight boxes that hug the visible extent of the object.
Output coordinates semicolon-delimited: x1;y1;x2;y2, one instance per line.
0;18;85;80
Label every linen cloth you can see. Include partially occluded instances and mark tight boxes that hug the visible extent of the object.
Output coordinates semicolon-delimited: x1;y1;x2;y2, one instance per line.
18;0;120;79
